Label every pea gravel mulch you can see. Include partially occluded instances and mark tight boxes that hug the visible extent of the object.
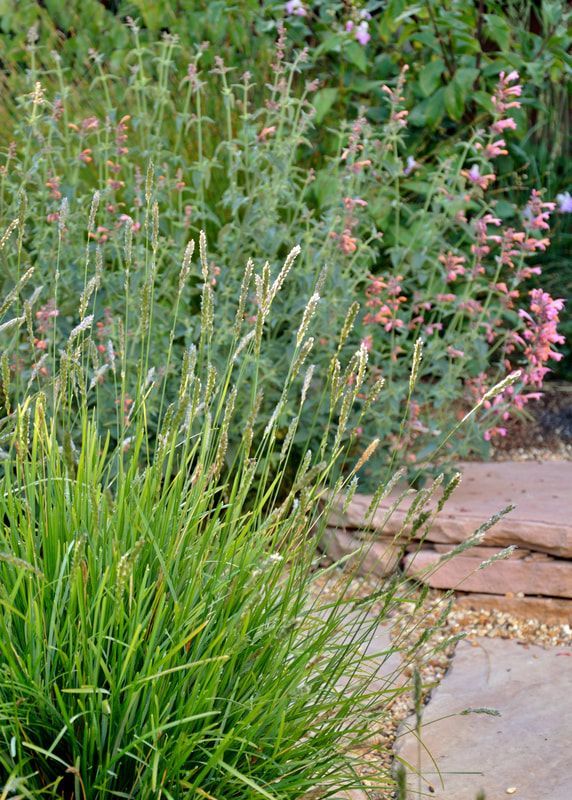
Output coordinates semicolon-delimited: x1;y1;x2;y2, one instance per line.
312;572;572;799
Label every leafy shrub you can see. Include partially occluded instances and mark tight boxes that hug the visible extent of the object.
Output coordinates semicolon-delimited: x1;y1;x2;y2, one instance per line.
3;0;569;386
0;27;563;475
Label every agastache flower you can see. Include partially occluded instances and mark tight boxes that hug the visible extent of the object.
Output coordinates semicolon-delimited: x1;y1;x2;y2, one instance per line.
439;251;466;282
491;117;517;134
492;70;522;115
364;274;407;331
518;289;565;386
477;139;508;159
484;426;507;441
461;164;496;190
285;0;307;17
524;189;555;231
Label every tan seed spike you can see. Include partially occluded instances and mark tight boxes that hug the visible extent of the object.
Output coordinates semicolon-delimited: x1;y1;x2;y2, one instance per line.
179;239;195;290
145;161;154;204
409;338;423;394
199;230;209;281
354;438;380;473
88;190;100;232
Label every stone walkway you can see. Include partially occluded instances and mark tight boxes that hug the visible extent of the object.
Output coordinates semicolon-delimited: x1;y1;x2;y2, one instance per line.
325;460;572;623
394;637;572;800
324;459;572;798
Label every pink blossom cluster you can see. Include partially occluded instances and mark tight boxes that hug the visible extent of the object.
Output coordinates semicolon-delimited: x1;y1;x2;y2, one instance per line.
346;10;372;46
381;66;410;128
491;70;522;117
518;290;565;387
364;274;407;331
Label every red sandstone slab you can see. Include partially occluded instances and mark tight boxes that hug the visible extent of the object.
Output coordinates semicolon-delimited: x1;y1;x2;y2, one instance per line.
330;461;572;557
403;550;572;598
319;528;400;577
454;593;572;624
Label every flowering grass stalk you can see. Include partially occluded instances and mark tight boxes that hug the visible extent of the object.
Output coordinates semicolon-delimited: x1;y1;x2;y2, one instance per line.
0;208;479;798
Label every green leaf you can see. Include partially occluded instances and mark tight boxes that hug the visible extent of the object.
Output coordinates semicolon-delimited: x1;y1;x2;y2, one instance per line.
418;60;444;97
493;200;516;219
484;14;511;51
473;90;494;113
408;87;446;128
425;87;446;127
312;171;340;208
313;88;338;124
344;41;368;73
444;81;464;120
314;33;342;57
454;67;479;91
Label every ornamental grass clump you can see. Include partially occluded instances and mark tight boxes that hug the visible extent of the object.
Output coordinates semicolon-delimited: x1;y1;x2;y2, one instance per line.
0;215;474;798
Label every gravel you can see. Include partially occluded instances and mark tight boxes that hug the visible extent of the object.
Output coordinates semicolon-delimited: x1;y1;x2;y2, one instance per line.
311;571;572;799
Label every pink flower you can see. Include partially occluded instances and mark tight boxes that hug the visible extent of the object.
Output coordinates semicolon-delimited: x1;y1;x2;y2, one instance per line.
81;116;100;132
285;0;307;17
364;273;407;331
447;346;465;359
479;139;508;159
491;117;517;134
258;126;276;142
355;21;371;45
45;175;62;200
339;230;358;255
35;300;59;334
461;164;496;190
439;251;466;282
518;289;565;387
524;189;555;231
459;299;483;314
343;196;368;210
484;426;507;441
492;71;522;115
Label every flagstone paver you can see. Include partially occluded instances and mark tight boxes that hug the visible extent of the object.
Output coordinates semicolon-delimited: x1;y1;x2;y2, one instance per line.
403;550;572;597
394;637;572;800
329;461;572;557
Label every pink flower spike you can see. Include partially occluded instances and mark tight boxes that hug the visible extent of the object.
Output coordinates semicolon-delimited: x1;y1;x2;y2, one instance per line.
483;139;508;159
491;117;517;134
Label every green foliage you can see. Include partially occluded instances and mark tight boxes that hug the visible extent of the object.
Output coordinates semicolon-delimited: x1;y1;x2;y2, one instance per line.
0;20;566;474
0;216;475;797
